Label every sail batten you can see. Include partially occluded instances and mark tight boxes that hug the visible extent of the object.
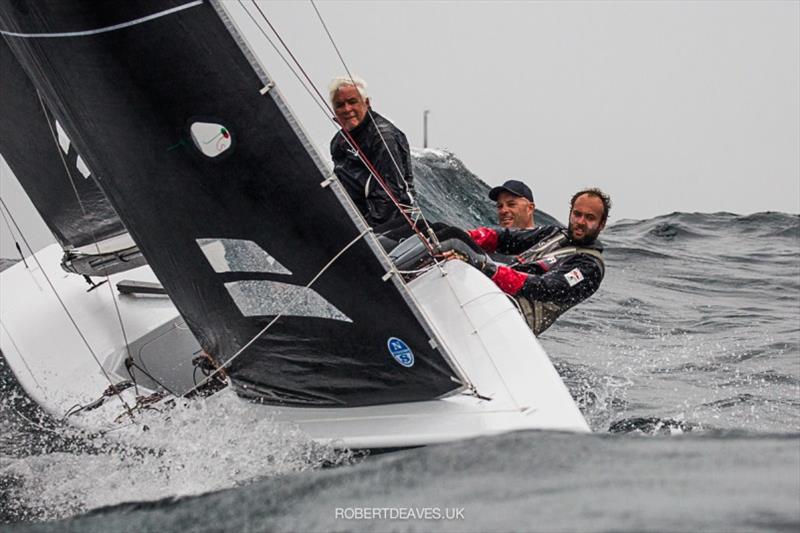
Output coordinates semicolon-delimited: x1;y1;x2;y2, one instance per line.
1;0;463;406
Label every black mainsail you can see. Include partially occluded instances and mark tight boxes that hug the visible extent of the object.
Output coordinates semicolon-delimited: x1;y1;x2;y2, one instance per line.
0;37;134;267
0;0;464;406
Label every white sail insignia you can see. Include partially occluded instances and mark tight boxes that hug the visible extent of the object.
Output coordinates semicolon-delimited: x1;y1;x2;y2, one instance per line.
197;238;291;274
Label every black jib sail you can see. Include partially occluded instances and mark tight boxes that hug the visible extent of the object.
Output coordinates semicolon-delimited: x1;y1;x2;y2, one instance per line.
0;0;463;406
0;36;140;275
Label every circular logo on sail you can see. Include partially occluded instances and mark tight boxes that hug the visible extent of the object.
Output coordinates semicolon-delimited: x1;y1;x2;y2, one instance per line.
387;337;414;368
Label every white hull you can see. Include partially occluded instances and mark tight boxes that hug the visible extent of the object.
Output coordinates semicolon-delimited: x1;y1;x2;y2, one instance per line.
1;244;588;449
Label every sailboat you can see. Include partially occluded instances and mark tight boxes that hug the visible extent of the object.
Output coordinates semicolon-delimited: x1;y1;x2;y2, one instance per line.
0;0;588;450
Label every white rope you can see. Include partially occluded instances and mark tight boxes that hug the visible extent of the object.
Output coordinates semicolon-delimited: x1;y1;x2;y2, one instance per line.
181;227;374;397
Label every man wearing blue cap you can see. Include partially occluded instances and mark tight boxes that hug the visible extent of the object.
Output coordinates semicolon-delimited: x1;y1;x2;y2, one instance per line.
489;179;536;229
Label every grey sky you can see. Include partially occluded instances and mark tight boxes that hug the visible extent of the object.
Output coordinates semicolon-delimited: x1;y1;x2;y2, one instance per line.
1;0;798;257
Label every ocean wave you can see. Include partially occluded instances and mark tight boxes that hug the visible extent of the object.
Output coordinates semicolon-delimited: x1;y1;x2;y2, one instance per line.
0;392;355;522
607;416;704;434
607;210;799;240
602;246;671;260
647;222;706;240
719;370;800;387
3;148;799;527
0;258;18;272
701;393;771;409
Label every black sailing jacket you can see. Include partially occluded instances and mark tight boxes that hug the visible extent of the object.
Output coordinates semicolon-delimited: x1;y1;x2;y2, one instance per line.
468;225;605;334
330;110;415;228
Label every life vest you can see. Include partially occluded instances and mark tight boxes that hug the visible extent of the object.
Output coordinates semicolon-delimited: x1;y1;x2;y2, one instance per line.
510;232;605;336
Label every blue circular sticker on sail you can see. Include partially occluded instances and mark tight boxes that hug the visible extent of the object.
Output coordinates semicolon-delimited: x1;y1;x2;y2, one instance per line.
387;337;415;368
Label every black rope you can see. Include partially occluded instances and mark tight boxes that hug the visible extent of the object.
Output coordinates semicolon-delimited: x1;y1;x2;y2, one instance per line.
125;358;178;397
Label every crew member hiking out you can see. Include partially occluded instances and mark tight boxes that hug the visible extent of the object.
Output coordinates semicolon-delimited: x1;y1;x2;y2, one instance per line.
438;188;611;335
329;76;415;232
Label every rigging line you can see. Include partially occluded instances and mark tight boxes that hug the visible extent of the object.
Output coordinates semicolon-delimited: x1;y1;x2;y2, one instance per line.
247;2;430;251
309;0;438;245
238;2;332;121
239;1;399;209
0;197;135;418
248;1;337;121
126;359;177;397
34;91;137;375
0;201;28;267
181;226;374;398
310;0;414;203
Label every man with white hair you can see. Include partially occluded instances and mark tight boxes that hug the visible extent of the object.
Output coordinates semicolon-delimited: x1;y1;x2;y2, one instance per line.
329;76;415;231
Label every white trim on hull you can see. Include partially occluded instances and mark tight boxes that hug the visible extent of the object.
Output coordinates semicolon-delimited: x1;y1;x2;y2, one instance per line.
1;244;588;450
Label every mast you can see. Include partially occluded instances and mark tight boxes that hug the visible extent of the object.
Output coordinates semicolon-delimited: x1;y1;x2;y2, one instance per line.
423;110;430;148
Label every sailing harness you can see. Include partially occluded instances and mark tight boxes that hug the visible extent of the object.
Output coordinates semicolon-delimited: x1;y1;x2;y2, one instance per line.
508;232;605;336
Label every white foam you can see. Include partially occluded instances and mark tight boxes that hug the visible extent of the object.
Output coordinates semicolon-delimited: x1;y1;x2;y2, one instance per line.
410;147;452;159
1;391;354;521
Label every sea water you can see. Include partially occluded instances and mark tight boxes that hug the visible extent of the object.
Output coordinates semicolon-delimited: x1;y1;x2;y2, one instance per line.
1;155;798;531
